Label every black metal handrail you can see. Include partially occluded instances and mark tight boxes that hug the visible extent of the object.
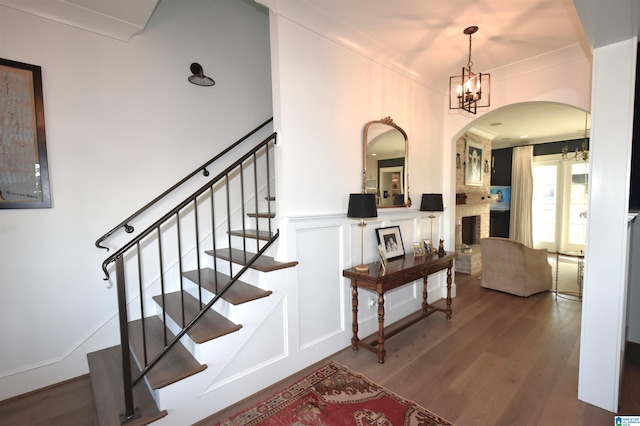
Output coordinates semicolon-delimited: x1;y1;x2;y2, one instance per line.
101;126;278;424
101;134;275;279
95;117;274;251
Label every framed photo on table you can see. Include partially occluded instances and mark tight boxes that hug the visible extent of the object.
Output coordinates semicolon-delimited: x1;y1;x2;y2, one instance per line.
0;58;51;208
375;226;405;261
465;140;483;187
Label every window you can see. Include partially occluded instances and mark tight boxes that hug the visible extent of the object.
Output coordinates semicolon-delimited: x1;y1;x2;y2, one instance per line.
532;164;558;248
532;155;588;252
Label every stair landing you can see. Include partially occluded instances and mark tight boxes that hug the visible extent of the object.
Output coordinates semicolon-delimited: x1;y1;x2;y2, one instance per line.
87;346;167;426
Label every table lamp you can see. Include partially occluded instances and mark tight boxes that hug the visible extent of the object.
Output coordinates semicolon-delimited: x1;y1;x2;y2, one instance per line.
420;193;444;244
347;193;378;273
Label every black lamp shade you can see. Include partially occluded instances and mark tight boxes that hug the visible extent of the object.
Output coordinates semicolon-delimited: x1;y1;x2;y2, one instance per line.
420;193;444;212
347;193;378;219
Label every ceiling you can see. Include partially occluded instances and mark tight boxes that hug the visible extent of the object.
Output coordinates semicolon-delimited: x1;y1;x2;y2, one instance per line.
468;102;590;149
2;0;638;148
0;0;160;42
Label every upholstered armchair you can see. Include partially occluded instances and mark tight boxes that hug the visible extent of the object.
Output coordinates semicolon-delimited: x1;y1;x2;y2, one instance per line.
480;237;552;297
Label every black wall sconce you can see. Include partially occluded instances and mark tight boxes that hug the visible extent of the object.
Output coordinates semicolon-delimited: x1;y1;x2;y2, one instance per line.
188;62;215;87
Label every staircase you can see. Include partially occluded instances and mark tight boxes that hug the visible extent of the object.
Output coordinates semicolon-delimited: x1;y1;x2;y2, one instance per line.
89;120;297;425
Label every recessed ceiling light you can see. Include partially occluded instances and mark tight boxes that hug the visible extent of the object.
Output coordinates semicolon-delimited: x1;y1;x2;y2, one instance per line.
489;122;502;126
520;135;528;138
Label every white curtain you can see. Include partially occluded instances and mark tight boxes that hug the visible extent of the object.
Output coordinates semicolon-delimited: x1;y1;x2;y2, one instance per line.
509;146;534;246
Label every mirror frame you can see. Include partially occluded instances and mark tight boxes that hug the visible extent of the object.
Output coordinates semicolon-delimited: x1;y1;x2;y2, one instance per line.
362;117;411;207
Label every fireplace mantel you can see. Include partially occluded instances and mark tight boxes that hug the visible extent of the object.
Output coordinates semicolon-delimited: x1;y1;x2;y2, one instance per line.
456;193;497;205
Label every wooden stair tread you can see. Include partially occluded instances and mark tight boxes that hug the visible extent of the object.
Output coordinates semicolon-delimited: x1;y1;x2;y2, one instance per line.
183;268;272;304
88;345;167;426
206;247;299;272
247;212;276;218
152;291;242;344
228;228;273;241
128;316;207;389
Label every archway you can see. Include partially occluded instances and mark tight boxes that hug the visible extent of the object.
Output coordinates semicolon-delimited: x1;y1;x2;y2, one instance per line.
451;101;590;273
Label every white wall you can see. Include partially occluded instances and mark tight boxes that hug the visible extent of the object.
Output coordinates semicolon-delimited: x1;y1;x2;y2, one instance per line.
0;0;273;400
270;19;446;217
578;37;637;412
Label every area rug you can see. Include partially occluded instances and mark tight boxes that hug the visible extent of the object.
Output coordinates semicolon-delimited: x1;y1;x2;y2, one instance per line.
215;362;454;425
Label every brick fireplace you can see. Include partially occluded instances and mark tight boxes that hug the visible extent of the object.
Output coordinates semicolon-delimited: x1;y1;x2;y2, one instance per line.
462;215;481;245
454;203;489;274
455;204;490;249
455;132;492;274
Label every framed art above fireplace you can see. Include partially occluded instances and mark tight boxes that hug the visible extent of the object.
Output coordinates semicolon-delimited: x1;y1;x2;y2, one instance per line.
465;140;483;187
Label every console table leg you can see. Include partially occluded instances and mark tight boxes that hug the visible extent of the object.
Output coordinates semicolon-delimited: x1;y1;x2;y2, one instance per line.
351;282;359;351
422;275;429;314
377;289;386;363
445;266;453;320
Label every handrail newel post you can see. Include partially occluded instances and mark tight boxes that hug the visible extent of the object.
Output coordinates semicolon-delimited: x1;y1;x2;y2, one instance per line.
116;256;141;424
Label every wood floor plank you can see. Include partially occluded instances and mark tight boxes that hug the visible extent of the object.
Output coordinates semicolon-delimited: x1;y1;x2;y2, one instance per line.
0;376;98;426
537;365;589;426
425;388;472;425
619;342;640;415
491;308;581;425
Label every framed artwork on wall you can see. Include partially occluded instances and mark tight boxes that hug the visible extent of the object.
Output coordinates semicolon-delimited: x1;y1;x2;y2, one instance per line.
0;58;51;208
375;225;405;261
465;140;483;187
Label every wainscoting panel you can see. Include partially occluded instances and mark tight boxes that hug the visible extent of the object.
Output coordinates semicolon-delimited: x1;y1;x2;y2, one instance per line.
203;294;289;392
295;223;344;350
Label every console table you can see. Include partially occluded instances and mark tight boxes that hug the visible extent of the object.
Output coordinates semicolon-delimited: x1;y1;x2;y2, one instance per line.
343;252;456;363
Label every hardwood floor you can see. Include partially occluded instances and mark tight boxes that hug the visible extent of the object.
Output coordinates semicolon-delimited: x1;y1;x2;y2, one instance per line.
202;272;636;426
2;272;638;425
0;375;99;426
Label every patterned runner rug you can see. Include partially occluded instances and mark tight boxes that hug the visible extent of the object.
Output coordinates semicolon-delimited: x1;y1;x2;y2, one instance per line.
215;362;455;425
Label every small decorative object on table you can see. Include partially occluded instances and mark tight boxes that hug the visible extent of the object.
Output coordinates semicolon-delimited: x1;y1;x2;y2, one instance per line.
378;244;387;272
423;239;433;254
413;242;425;257
438;239;446;257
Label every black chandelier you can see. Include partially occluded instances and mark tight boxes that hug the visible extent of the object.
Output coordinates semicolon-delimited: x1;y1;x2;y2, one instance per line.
562;112;589;162
449;26;490;114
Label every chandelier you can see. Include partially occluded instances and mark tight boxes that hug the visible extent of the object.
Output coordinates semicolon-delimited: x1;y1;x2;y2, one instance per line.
449;26;490;114
562;113;589;162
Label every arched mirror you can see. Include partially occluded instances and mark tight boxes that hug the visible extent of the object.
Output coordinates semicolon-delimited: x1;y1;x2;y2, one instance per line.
363;117;411;207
